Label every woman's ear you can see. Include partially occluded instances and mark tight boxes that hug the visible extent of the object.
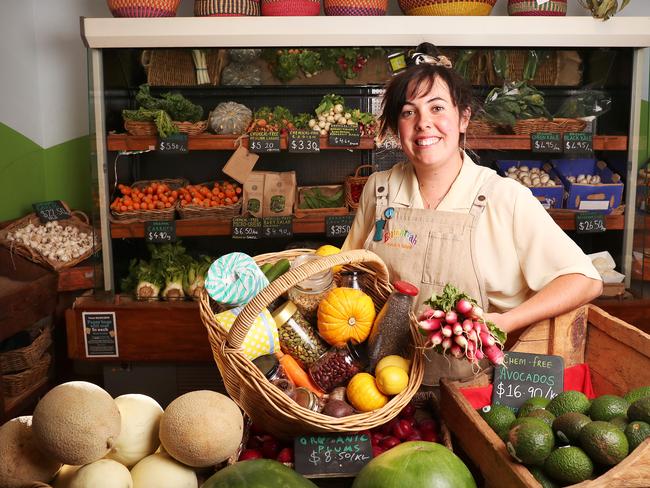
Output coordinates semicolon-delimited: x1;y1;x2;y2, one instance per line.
460;107;471;133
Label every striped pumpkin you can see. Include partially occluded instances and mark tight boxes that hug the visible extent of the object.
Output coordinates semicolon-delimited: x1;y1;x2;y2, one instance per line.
507;0;567;16
398;0;496;16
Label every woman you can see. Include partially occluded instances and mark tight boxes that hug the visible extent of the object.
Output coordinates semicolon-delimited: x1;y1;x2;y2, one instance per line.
343;51;602;385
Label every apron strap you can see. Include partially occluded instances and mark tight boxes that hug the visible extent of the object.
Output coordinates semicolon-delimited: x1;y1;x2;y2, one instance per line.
469;173;501;218
374;171;390;220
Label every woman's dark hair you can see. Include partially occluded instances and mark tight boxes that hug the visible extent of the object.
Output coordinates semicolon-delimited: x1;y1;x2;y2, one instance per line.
378;63;474;140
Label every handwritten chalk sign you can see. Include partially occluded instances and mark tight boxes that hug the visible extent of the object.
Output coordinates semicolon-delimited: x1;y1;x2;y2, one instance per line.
492;351;564;412
564;132;593;154
232;216;262;239
145;220;176;243
325;214;355;238
262;216;293;238
158;133;188;154
288;130;320;153
249;131;281;153
82;312;119;358
576;212;606;234
531;132;562;154
33;201;71;222
294;432;373;478
328;125;360;147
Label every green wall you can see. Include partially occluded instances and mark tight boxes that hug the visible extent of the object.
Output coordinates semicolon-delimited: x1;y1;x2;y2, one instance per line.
641;100;649;166
0;123;91;222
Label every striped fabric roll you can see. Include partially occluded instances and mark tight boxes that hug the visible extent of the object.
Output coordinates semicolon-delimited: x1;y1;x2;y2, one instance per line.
205;252;269;307
507;0;566;16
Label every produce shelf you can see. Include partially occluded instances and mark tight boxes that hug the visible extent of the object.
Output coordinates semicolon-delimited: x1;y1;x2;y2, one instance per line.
467;135;628;151
110;211;624;238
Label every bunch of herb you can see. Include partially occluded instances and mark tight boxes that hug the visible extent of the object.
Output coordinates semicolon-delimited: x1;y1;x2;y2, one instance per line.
135;84;203;122
482;81;551;128
261;49;323;82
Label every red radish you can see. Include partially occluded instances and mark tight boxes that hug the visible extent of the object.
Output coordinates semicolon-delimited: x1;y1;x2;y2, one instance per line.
467;330;478;343
380;418;399;436
462;319;474;333
441;337;452;351
418;306;434;321
432;309;445;319
419;318;442;332
399;402;416;419
474;349;485;360
475;320;490;334
455;298;473;315
277;447;294;463
454;335;468;348
470;305;484;320
392;419;414;440
428;331;443;347
450;344;464;359
445;310;458;324
239;449;263;461
441;325;453;338
479;332;495;347
380;436;401;449
484;344;505;365
452;323;463;336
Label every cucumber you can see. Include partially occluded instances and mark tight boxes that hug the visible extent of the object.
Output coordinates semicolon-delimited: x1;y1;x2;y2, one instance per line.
260;263;273;275
265;258;290;282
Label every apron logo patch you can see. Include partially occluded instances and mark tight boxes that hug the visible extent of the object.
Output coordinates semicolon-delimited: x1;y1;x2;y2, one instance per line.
383;228;418;249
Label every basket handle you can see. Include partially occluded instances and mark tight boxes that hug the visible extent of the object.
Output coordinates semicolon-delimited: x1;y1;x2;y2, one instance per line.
353;164;374;178
227;249;390;350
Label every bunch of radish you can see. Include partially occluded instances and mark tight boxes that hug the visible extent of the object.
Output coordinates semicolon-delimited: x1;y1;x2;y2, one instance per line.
417;283;506;366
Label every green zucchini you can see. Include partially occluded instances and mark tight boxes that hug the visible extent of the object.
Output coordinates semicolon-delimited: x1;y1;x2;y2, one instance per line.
265;258;291;282
260;263;273;275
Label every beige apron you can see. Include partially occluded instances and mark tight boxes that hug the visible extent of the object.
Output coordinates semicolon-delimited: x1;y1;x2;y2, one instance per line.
364;170;500;385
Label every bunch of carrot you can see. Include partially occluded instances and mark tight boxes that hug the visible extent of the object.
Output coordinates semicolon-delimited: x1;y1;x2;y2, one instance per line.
178;181;242;208
111;182;178;213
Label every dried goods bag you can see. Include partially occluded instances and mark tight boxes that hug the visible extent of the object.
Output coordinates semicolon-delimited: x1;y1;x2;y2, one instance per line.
242;172;265;217
205;252;269;307
214;306;280;360
263;171;296;217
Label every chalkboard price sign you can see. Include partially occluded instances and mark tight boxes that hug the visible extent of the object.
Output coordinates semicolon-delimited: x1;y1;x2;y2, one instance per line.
288;130;320;153
32;200;71;222
249;131;281;153
492;351;564;412
232;216;262;239
564;132;593;154
262;216;293;238
576;212;606;234
328;125;361;147
158;133;188;154
145;220;176;243
82;312;119;358
294;432;373;478
325;214;355;238
531;132;562;153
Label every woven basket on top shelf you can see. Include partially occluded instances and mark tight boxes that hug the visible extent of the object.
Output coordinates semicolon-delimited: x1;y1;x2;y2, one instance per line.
194;0;261;16
262;0;321;15
110;178;188;223
513;118;587;135
399;0;497;16
324;0;388;15
485;50;559;86
142;49;228;87
345;164;374;210
199;249;425;439
507;0;567;16
0;322;53;374
2;352;52;397
107;0;181;17
173;120;209;135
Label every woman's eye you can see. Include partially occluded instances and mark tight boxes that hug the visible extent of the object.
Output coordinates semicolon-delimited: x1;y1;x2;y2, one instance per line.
401;110;414;117
432;105;444;112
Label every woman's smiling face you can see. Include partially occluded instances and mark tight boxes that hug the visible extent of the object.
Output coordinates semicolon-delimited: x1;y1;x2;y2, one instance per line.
397;76;470;170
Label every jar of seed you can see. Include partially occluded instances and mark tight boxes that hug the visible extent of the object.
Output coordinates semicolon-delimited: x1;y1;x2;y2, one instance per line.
309;343;363;393
287;255;337;322
272;300;329;369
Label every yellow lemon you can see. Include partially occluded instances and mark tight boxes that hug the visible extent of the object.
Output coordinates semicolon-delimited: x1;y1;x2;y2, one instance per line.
375;355;411;375
316;245;343;273
376;366;409;396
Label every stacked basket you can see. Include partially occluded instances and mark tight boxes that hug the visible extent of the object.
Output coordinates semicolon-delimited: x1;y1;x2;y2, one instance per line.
194;0;261;15
324;0;387;15
261;0;321;15
107;0;181;16
399;0;497;16
508;0;567;16
513;118;587;135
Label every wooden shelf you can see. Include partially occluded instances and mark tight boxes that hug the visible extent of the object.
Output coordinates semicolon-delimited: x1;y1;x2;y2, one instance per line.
107;133;375;152
467;135;628;152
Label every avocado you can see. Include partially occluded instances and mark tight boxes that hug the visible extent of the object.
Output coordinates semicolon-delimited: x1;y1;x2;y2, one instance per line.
528;466;559;488
543;446;594;485
518;397;551;418
624;420;650;451
479;404;516;440
589;394;629;422
609;415;629;432
624;385;650;405
526;409;556;428
579;421;629;466
506;420;555;466
547;391;590;417
552;412;591;445
627;396;650;424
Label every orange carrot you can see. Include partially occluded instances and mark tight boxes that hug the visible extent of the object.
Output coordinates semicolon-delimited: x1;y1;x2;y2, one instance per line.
275;351;324;398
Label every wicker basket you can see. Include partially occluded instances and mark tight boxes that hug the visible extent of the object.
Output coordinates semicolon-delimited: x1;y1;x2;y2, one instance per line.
2;352;51;397
173;120;209;135
194;0;261;16
485;50;559;86
178;182;243;220
124;119;158;136
110;178;188;223
345;165;373;210
513;118;587;135
261;0;321;15
324;0;387;15
0;322;53;375
199;249;425;439
467;119;500;136
508;0;567;16
399;0;497;16
107;0;181;17
142;49;228;87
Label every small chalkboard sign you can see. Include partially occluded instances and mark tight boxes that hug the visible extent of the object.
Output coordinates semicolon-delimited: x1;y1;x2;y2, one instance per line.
564;132;593;154
145;220;176;243
249;131;281;153
325;214;355;238
288;130;320;153
157;133;188;154
492;351;564;412
531;132;562;154
232;216;262;239
262;216;293;238
32;200;71;222
576;212;606;234
328;125;360;147
82;312;119;358
294;432;373;478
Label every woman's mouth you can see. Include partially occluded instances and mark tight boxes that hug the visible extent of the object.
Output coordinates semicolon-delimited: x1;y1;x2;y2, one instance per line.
415;137;441;147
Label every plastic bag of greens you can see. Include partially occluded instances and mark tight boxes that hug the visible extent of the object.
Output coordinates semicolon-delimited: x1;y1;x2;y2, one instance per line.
554;88;612;119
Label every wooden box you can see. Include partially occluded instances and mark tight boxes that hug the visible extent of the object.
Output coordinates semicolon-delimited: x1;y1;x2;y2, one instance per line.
440;305;650;488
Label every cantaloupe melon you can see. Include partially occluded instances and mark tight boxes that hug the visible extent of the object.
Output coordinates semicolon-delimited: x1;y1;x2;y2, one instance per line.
130;453;198;488
52;464;81;488
68;459;132;488
159;390;243;468
105;393;163;467
32;381;121;465
0;416;62;487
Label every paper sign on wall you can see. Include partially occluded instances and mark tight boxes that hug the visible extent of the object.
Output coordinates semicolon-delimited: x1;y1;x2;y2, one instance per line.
82;312;119;358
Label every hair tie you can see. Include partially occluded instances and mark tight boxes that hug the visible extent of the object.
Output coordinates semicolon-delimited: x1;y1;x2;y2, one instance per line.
411;52;453;69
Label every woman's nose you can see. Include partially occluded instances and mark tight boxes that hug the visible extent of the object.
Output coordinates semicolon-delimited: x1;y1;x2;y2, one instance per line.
415;114;431;131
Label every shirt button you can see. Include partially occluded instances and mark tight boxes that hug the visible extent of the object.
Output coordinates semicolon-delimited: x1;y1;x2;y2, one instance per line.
378;186;385;193
478;195;486;201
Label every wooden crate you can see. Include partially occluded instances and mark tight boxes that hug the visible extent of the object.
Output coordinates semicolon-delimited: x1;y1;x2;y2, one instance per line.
440;305;650;488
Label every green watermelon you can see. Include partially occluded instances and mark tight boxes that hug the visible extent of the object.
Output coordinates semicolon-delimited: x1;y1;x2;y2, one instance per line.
352;441;477;488
201;459;317;488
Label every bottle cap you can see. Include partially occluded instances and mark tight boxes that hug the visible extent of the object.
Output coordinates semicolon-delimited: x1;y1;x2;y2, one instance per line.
394;280;419;296
252;354;280;380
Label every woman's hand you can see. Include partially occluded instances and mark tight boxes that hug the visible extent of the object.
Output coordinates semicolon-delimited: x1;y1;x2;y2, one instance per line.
484;312;513;334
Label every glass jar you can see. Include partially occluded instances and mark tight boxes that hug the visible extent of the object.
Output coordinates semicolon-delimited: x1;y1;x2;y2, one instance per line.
272;300;329;369
252;354;296;399
309;343;363;393
294;387;324;412
367;280;419;372
340;271;362;290
287;254;337;322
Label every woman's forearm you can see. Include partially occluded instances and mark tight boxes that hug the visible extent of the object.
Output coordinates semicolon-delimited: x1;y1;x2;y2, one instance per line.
491;274;603;334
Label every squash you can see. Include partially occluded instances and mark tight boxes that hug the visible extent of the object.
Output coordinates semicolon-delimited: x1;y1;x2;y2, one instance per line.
221;63;262;86
209;102;252;135
317;288;376;346
346;373;388;412
228;48;262;63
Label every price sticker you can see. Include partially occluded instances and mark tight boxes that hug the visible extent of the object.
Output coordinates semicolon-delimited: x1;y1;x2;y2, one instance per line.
249;131;281;153
575;212;606;234
32;200;71;222
144;220;176;243
262;216;293;238
531;132;562;154
325;214;355;238
564;132;593;154
232;216;262;239
288;130;320;153
328;124;360;147
157;133;188;154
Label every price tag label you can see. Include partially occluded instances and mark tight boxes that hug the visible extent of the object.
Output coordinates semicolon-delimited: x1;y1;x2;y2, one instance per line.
328;124;360;147
564;132;593;154
262;216;293;238
325;214;355;238
294;433;373;478
232;216;262;239
32;200;71;222
288;130;320;153
575;212;606;234
387;51;408;75
249;131;281;153
157;133;188;154
145;220;176;243
531;132;562;153
491;351;564;412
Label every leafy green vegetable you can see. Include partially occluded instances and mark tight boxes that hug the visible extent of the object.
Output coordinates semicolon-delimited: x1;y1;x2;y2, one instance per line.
135;84;203;122
315;94;345;116
481;81;551;128
122;108;177;138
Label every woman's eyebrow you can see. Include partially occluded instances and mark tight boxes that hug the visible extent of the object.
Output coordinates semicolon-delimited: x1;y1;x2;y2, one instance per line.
404;96;447;105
